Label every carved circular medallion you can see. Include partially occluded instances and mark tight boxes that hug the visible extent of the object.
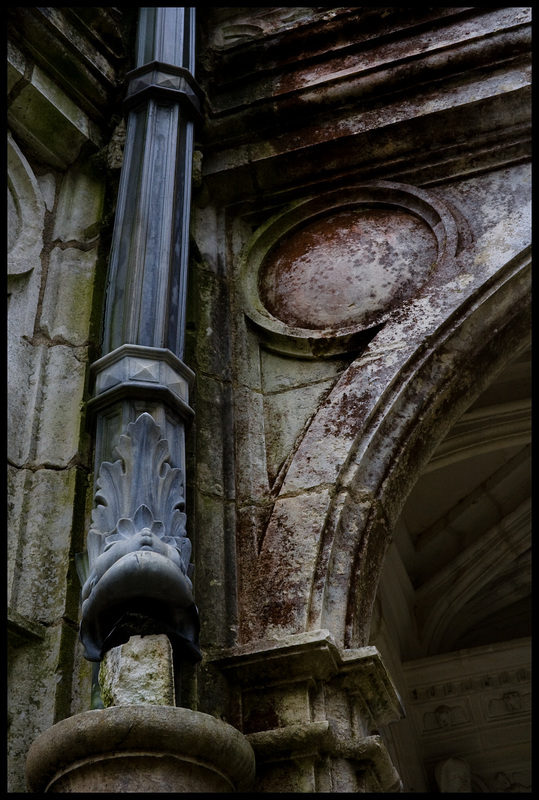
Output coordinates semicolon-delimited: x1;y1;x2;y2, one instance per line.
242;182;459;356
260;207;437;331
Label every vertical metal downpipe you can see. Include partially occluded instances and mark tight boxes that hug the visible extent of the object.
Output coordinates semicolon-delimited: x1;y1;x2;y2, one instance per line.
77;7;204;705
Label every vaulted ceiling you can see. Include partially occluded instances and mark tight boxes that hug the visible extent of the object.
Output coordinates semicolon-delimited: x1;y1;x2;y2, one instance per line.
390;345;531;659
372;344;531;791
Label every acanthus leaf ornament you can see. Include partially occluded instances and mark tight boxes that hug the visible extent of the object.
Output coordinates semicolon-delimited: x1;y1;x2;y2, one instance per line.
77;413;200;663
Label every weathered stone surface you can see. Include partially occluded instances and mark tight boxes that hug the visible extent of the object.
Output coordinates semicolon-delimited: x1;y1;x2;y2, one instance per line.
8;133;45;278
52;166;105;242
263;378;337;484
260;208;437;331
34;345;88;467
8;621;73;793
7;7;134;126
8;63;101;169
8;467;79;624
7;341;46;466
40;247;99;346
233;384;271;502
99;635;175;707
26;706;256;793
192;375;232;498
7;5;531;794
216;632;404;792
36;173;56;212
240;488;332;641
199;8;530;201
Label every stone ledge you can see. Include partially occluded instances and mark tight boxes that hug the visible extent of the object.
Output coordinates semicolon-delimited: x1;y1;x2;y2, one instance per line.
247;723;403;792
214;629;405;730
8;607;46;647
8;62;101;169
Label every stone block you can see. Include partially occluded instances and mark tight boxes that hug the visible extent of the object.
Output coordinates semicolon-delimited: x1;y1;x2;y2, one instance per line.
36;173;57;212
7;341;46;466
99;635;175;707
263;379;337;484
40;247;99;346
260;348;348;393
241;488;332;641
7;465;27;606
34;345;88;467
52;166;105;242
8;467;78;624
8;622;65;793
233;384;271;502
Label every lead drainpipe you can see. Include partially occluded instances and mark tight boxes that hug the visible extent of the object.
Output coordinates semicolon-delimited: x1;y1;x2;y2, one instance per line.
77;7;204;706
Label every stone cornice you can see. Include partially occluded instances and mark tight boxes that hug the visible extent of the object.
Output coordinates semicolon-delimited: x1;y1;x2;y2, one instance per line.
203;9;530;126
7;7;134;128
213;629;405;729
197;7;531;199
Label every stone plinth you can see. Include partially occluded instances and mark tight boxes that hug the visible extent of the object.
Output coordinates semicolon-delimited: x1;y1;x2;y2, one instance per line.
26;705;256;793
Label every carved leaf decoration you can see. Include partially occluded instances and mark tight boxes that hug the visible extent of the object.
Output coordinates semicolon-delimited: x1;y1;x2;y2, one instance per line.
87;413;190;573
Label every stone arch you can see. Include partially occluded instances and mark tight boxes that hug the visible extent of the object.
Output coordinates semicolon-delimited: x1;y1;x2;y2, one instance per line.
317;248;531;648
241;247;531;648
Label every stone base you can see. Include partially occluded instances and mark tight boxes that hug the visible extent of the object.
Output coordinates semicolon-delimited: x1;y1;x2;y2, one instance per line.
26;705;256;793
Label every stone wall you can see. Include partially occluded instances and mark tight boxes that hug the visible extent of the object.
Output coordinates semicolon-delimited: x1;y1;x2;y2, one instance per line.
7;9;134;791
8;7;531;793
188;7;531;791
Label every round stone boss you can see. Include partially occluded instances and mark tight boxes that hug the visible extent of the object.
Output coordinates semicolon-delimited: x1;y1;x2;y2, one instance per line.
241;181;459;357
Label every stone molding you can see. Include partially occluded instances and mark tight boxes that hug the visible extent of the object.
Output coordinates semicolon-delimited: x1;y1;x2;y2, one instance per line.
87;344;195;424
248;725;402;793
214;630;404;790
403;638;531;789
25;705;256;793
7;132;45;278
199;8;531;199
8;52;102;169
241;181;460;358
7;8;132;127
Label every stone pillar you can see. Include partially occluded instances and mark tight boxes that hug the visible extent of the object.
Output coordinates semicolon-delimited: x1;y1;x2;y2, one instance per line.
26;634;256;793
215;630;404;792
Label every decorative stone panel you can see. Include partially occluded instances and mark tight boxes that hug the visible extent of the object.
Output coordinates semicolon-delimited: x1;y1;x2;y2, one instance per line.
403;638;531;791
